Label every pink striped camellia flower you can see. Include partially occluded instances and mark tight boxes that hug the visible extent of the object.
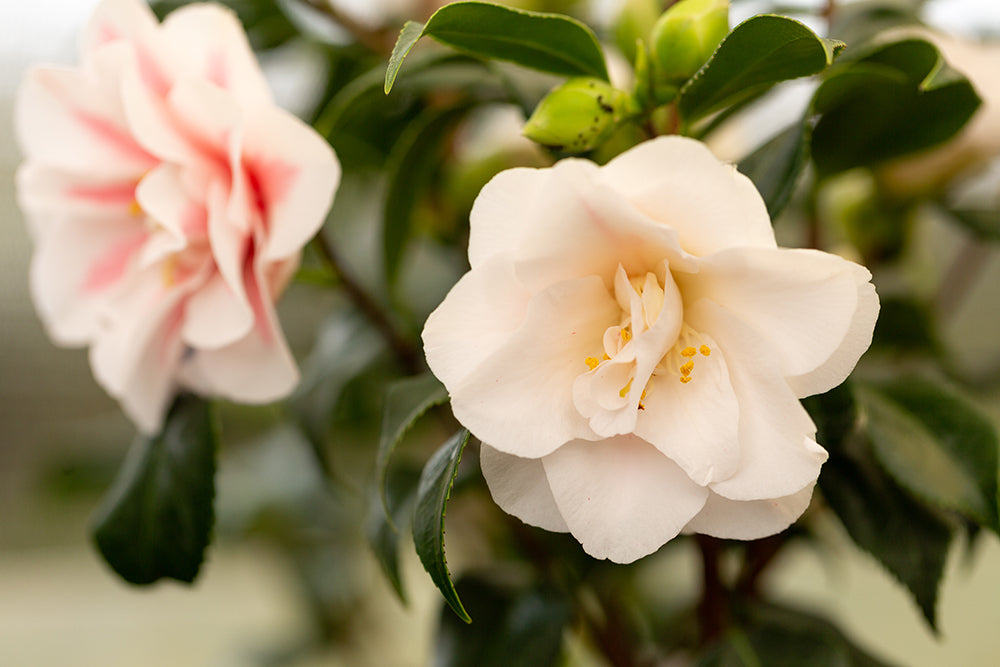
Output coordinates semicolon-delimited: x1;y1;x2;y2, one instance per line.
16;0;340;433
423;136;879;564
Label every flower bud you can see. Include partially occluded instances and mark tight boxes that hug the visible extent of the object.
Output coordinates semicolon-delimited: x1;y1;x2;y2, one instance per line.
651;0;730;84
523;78;626;153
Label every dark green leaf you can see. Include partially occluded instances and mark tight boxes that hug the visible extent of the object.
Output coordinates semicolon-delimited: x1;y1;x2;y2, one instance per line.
385;1;608;94
870;297;938;353
811;39;981;177
821;444;953;631
679;15;842;123
92;395;217;585
366;463;422;602
855;378;1000;533
290;312;385;474
699;601;896;666
377;373;449;522
436;577;570;667
384;103;476;285
947;207;1000;242
414;429;472;623
738;120;811;219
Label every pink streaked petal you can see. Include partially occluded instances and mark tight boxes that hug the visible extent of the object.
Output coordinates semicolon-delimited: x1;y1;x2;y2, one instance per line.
82;0;159;56
242;105;340;261
160;3;273;108
82;229;147;292
16;65;154;173
206;182;252;315
135;164;207;241
182;271;254;349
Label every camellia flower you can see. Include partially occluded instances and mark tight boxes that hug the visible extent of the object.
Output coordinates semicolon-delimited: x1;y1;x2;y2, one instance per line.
423;136;878;563
15;0;340;433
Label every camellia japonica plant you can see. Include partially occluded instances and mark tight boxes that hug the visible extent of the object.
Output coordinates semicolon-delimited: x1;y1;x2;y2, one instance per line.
14;0;1000;664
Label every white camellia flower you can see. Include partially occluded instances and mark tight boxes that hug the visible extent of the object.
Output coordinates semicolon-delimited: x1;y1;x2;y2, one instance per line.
423;136;879;564
15;0;340;433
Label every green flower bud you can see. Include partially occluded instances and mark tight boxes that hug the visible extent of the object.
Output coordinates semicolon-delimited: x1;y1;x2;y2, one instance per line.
651;0;730;84
523;78;626;153
613;0;663;63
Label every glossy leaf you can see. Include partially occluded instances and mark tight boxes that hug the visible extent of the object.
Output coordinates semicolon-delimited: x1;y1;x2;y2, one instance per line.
738;120;811;219
385;1;608;94
414;430;472;623
678;15;842;123
436;577;570;667
856;378;1000;534
812;39;981;177
384;103;477;285
699;601;895;666
366;463;422;602
92;395;217;585
807;386;954;630
377;372;449;522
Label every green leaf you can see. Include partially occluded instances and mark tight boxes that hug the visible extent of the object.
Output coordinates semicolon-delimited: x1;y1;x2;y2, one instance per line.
366;463;422;602
811;39;981;177
384;103;476;285
290;312;385;474
855;378;1000;533
806;385;954;630
385;1;608;94
436;577;570;667
377;373;449;523
738;120;811;219
947;207;1000;242
699;601;896;666
870;297;939;353
413;429;472;623
92;395;217;585
678;15;842;123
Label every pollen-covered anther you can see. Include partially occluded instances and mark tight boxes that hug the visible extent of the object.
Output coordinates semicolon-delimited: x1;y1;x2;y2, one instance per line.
681;346;697;358
585;356;600;370
700;345;711;356
621;327;632;343
680;360;694;376
128;199;143;217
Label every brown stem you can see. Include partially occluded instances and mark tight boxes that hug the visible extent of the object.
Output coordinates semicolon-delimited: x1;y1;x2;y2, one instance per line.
582;591;642;667
298;0;395;54
735;535;786;599
696;535;727;646
313;232;422;374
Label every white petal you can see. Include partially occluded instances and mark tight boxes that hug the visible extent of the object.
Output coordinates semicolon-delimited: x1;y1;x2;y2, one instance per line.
542;435;709;563
480;444;568;532
422;258;532;389
467;167;546;269
512;159;693;290
682;247;878;396
689;300;826;501
450;276;618;458
600;136;776;256
243;105;341;261
161;3;273;108
684;483;816;540
787;277;880;397
633;334;741;486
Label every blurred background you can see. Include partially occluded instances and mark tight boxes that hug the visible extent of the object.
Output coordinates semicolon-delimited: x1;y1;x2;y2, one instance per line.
3;1;1000;665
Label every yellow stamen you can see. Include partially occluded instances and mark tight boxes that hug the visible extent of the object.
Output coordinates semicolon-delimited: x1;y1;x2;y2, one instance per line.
585;356;600;370
128;200;143;217
680;376;693;384
603;353;610;361
621;327;632;343
619;378;633;398
161;255;178;287
700;345;711;356
681;346;697;358
680;361;694;376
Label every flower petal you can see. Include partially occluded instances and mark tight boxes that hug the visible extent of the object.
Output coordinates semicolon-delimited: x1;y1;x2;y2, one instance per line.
633;333;741;486
684;483;816;540
450;276;619;458
467;166;546;269
161;3;272;108
243;105;341;261
689;300;826;501
181;272;254;349
423;257;532;389
480;444;569;532
82;0;158;53
600;136;776;256
681;247;878;397
542;435;709;563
